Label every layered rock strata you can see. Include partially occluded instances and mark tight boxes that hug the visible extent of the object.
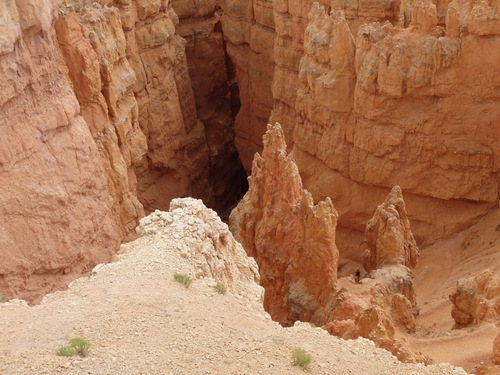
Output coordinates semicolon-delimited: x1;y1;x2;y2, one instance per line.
171;0;247;213
220;0;276;172
230;123;339;326
0;0;117;303
449;269;500;328
222;0;500;253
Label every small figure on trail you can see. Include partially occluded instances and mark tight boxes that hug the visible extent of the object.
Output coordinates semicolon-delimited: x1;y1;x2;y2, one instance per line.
355;268;360;283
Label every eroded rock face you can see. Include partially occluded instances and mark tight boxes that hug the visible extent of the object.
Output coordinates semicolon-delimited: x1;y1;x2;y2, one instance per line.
449;269;500;328
220;0;276;172
230;123;339;326
324;186;421;363
171;0;247;213
58;0;218;217
222;0;500;253
364;186;420;272
55;4;146;241
0;0;117;303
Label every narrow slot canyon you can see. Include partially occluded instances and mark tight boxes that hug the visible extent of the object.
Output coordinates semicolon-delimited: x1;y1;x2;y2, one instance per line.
1;0;500;373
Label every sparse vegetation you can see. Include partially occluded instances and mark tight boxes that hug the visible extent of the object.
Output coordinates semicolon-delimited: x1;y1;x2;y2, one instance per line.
56;337;91;357
213;283;227;295
292;347;312;370
56;345;76;357
174;273;192;288
0;296;7;303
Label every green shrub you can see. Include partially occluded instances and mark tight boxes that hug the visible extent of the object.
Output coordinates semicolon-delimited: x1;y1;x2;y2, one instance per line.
56;346;76;357
213;283;226;295
0;296;6;303
69;337;91;357
174;273;192;288
56;337;91;357
292;347;312;370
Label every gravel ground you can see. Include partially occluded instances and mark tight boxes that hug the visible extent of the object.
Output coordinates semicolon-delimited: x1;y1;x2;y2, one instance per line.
0;202;469;375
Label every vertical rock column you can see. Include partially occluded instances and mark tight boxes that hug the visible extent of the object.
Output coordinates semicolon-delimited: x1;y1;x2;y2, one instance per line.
230;123;339;326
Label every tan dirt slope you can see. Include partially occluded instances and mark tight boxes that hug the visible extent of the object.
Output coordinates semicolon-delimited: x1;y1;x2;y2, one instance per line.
410;207;500;373
0;199;467;375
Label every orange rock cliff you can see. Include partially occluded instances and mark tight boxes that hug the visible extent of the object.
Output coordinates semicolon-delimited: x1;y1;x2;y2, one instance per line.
0;0;499;346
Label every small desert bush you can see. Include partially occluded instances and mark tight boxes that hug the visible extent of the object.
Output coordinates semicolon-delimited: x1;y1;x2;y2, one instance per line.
56;345;75;357
174;273;192;288
0;296;6;303
292;347;312;370
56;337;91;357
213;283;227;295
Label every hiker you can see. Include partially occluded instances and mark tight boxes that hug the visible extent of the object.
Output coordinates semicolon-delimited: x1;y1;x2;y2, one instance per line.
355;268;360;283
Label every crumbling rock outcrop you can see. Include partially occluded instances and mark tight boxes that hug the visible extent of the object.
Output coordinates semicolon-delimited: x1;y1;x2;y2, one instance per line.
449;269;500;328
231;132;422;361
324;264;422;362
324;186;421;362
364;186;420;272
230;123;339;326
130;197;263;300
0;0;117;303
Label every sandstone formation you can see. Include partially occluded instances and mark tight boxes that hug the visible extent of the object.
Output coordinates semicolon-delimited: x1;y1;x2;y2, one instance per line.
58;0;216;215
220;0;276;172
222;0;500;254
0;0;117;303
323;186;421;362
230;123;339;326
364;186;420;272
324;264;422;362
449;269;500;328
230;123;422;362
0;0;247;303
0;200;469;375
169;0;248;214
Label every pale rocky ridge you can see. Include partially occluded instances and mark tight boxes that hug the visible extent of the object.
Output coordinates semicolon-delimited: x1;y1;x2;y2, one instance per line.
0;199;468;374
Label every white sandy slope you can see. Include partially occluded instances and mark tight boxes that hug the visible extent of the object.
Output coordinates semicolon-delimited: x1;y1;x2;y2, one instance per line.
0;199;468;375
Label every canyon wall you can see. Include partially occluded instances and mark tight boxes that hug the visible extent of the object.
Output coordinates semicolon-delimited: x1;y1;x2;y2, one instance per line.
223;0;500;254
0;0;243;303
170;0;247;214
0;0;117;303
